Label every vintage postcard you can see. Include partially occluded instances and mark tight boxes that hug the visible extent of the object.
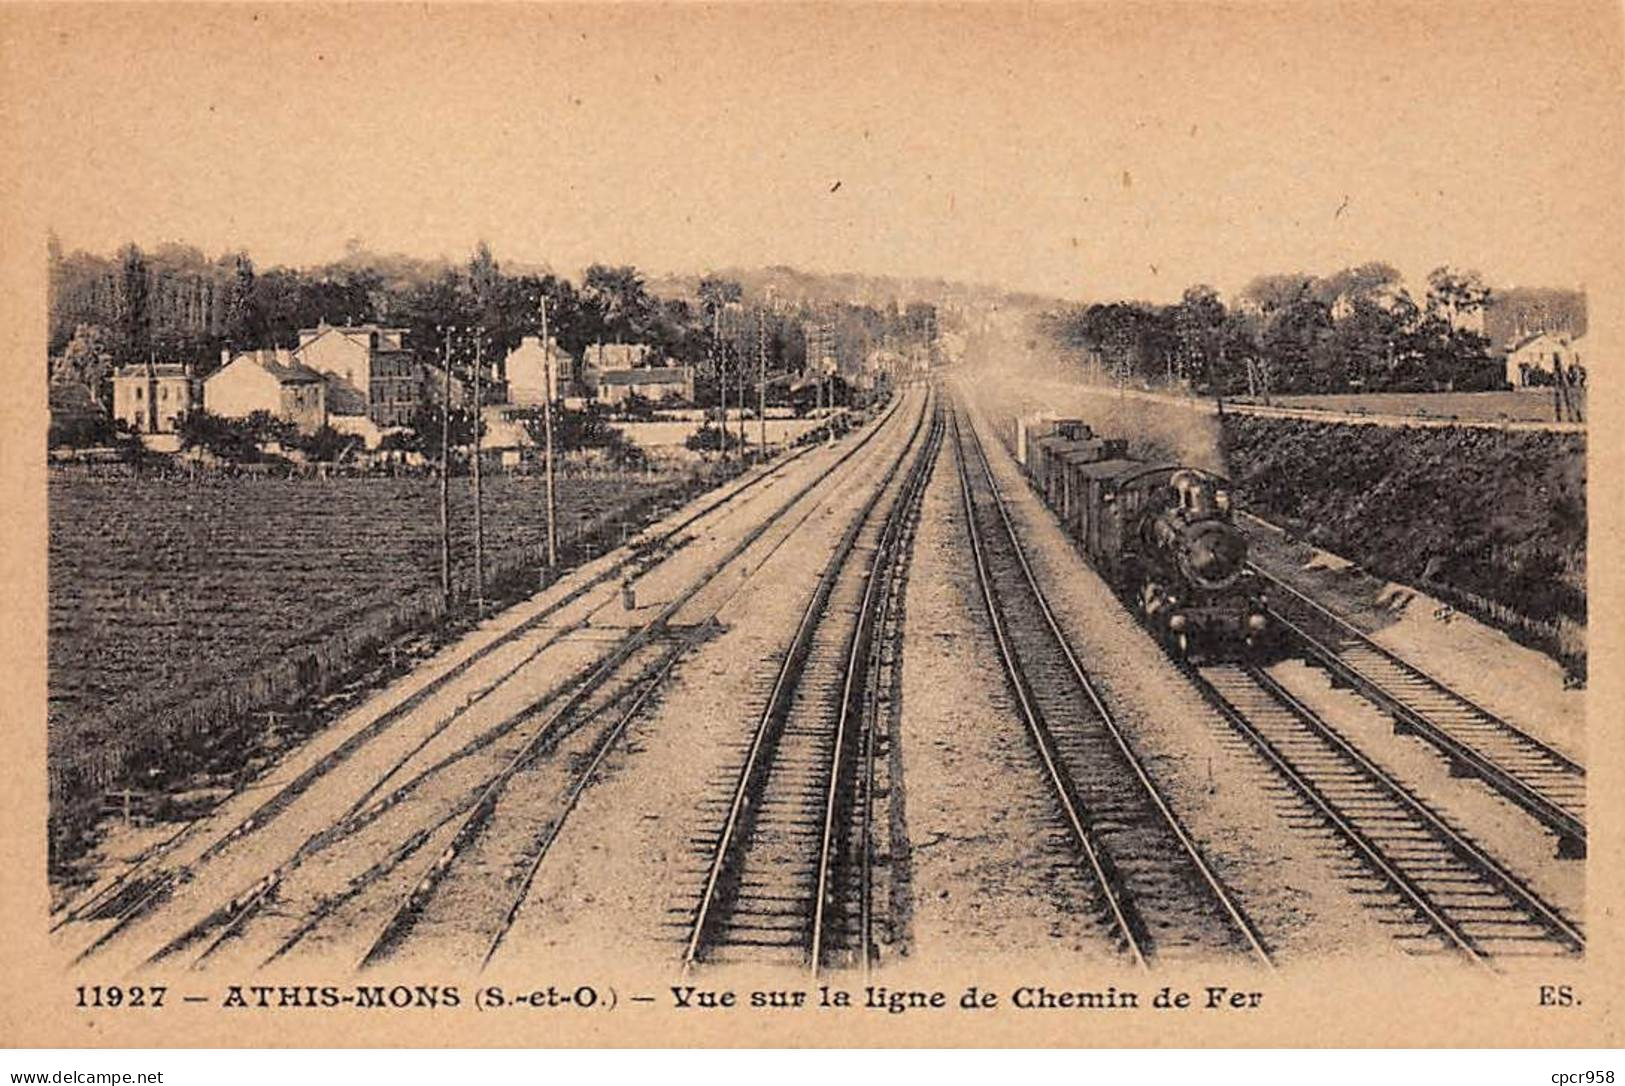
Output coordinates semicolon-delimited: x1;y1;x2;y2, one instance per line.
1;0;1620;1051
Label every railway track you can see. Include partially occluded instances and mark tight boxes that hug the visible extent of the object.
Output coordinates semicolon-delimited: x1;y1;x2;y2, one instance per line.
1250;562;1586;859
681;390;941;973
358;394;933;972
59;392;919;973
55;438;834;944
1191;661;1583;964
951;402;1272;968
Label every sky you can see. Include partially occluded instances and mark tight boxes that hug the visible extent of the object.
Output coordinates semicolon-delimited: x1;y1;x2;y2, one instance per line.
7;2;1622;303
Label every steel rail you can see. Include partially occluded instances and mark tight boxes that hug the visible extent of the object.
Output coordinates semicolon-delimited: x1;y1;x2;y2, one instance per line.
958;406;1274;968
263;445;890;971
950;406;1150;969
1251;568;1585;855
857;406;940;976
1197;661;1583;962
1246;554;1582;774
54;423;849;942
362;391;927;971
272;396;919;971
683;390;932;970
480;648;687;970
80;395;910;972
810;400;943;975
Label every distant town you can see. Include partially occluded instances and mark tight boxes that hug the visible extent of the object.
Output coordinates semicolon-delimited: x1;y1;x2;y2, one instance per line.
46;240;954;471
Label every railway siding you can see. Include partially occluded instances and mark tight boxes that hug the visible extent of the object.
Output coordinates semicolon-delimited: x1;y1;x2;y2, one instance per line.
53;401;910;973
1190;663;1582;964
1258;577;1585;859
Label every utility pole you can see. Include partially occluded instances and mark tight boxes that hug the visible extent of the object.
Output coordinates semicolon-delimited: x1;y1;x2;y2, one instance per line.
824;323;834;446
757;305;767;459
472;331;485;617
539;295;558;573
737;335;747;453
811;321;826;440
439;325;453;608
714;303;727;462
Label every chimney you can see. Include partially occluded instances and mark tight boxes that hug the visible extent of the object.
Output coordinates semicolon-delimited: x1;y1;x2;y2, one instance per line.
221;346;232;367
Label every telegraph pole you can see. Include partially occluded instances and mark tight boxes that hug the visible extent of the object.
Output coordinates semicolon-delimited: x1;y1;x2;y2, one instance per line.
737;336;747;453
811;322;824;435
714;303;727;461
439;325;453;608
539;295;558;573
472;331;485;616
757;305;767;459
823;321;834;446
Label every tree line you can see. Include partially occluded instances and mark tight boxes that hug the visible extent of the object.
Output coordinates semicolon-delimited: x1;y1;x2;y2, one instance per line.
47;236;936;410
1040;264;1510;398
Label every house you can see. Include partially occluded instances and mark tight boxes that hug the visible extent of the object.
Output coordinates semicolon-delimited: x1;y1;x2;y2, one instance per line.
112;361;195;435
582;342;653;372
591;366;695;405
480;410;537;471
204;348;327;432
294;321;420;426
1505;331;1585;387
504;335;571;405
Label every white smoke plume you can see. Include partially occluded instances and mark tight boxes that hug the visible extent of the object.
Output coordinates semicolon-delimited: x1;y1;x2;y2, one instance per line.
953;307;1229;477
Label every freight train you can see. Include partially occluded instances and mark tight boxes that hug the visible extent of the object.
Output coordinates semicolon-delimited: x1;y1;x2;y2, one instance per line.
1010;414;1271;658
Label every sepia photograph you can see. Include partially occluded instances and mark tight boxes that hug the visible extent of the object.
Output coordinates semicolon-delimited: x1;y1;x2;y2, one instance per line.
1;0;1620;1057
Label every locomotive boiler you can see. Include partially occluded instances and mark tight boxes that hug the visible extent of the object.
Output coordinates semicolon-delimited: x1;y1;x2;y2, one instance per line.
1011;413;1270;658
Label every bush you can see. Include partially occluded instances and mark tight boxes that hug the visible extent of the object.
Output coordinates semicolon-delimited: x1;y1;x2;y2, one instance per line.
177;410;268;462
48;413;118;449
287;425;364;463
685;425;744;454
538;405;645;468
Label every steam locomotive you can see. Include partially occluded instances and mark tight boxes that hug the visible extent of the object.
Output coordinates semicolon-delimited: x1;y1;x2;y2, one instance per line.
1011;414;1270;658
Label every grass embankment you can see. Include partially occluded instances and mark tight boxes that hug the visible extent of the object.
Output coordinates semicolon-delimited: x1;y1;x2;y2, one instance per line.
1219;415;1587;678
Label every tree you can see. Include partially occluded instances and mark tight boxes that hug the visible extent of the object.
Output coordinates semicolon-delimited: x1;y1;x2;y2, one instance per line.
468;241;500;320
697;276;743;315
1426;266;1492;330
584;264;659;344
222;252;258;354
114;243;151;364
1314;262;1401;310
1171;285;1226;385
1240;272;1316;314
55;324;116;404
402;402;477;461
177;410;271;462
287;424;363;463
1260;295;1336;392
1422;267;1496;390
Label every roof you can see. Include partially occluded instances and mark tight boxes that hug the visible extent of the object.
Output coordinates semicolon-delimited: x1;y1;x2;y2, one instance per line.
482;417;535;449
260;359;324;384
599;367;691;386
1058;443;1122;467
1068;458;1178;483
299;322;408;339
1032;436;1103;461
585;343;652;366
1508;329;1585;352
115;363;190;379
220;350;324;385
